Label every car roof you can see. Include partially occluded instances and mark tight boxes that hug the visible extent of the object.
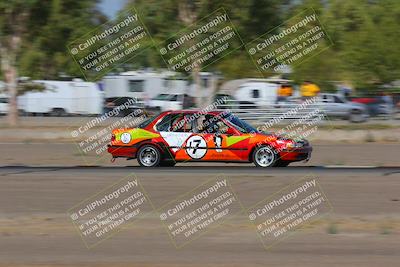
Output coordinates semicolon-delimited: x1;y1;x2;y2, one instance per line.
162;110;225;116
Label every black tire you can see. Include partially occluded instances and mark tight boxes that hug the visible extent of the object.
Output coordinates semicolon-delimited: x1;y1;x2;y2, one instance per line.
274;160;290;167
349;110;367;123
137;145;161;167
252;146;278;167
159;160;176;167
51;108;66;117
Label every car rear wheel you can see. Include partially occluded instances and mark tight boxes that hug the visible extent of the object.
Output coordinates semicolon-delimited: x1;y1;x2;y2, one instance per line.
137;145;161;167
252;146;277;167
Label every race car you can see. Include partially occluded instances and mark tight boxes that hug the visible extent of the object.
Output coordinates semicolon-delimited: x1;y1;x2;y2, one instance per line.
107;110;312;167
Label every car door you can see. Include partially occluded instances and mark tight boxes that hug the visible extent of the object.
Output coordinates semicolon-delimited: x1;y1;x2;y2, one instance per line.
184;114;247;161
332;95;346;116
156;113;192;158
320;95;337;116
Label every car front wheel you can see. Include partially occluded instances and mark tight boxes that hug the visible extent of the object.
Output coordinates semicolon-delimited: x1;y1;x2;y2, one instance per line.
252;146;278;167
137;145;161;167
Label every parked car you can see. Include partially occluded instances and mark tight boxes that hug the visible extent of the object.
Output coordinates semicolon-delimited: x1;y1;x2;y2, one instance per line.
107;110;312;167
147;93;195;112
318;93;369;122
104;96;145;117
351;96;394;118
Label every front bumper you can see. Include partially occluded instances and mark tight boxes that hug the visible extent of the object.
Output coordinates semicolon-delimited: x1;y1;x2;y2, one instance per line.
279;146;313;162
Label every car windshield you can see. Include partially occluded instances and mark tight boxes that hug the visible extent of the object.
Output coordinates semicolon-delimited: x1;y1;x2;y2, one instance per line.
152;94;172;100
222;113;259;134
169;95;178;101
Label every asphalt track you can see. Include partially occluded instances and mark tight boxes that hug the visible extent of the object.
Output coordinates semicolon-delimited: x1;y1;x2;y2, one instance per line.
1;164;400;266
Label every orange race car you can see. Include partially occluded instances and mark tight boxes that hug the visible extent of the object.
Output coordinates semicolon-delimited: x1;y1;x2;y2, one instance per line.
107;110;312;167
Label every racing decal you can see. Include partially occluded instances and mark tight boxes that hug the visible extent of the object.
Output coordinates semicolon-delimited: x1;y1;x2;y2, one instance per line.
213;134;223;152
226;135;251;147
116;128;160;140
120;132;131;144
115;128;160;145
185;135;207;159
130;129;160;139
160;132;192;152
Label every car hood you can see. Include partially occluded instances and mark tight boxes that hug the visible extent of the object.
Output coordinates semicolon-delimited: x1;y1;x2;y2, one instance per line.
257;131;309;144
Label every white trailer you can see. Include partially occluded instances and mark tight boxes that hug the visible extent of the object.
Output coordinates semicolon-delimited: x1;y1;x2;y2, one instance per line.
0;82;7;115
0;94;8;115
103;71;218;110
103;71;188;101
219;77;295;107
18;79;103;116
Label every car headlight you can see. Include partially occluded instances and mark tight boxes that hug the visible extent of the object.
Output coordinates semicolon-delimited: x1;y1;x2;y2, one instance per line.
277;139;306;149
294;141;306;148
277;140;296;149
286;142;294;148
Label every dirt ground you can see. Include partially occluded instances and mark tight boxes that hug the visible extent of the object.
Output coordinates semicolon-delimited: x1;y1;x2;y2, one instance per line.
0;168;399;267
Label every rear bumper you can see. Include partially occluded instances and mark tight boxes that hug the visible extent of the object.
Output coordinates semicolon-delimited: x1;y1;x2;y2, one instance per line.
107;145;138;158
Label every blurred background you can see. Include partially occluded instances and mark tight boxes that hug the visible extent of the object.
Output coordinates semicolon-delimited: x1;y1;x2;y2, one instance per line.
0;0;399;125
0;2;400;267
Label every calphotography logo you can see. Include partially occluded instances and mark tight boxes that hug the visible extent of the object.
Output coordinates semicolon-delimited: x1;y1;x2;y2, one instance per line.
157;8;244;72
67;174;155;248
68;8;152;80
246;8;333;75
247;176;333;250
157;175;245;248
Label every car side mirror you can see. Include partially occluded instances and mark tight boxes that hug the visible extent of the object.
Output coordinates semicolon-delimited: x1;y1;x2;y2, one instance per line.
226;127;236;136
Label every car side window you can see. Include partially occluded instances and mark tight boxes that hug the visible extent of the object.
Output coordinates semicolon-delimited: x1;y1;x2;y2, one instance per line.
171;115;194;132
155;114;183;132
252;89;260;98
194;115;229;134
155;113;195;132
200;115;216;134
215;120;229;134
334;96;344;103
322;95;334;103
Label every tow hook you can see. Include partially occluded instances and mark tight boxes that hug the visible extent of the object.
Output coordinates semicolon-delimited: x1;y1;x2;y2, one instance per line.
111;157;116;163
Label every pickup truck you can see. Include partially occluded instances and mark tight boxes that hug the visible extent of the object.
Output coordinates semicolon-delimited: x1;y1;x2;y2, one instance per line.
146;93;195;112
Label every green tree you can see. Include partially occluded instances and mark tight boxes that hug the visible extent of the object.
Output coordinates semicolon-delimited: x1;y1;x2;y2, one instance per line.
292;0;400;91
0;0;36;126
0;0;102;126
125;0;285;106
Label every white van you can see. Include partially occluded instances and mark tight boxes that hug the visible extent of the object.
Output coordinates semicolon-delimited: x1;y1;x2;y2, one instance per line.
219;78;293;108
103;71;187;101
